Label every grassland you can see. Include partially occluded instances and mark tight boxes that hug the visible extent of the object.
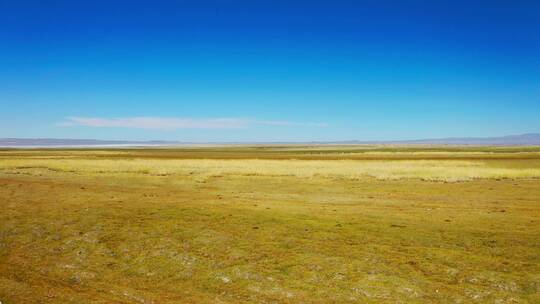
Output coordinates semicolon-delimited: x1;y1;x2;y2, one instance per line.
1;146;539;303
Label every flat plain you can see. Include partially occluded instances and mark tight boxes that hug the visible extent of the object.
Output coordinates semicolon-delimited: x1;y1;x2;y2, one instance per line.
1;146;540;303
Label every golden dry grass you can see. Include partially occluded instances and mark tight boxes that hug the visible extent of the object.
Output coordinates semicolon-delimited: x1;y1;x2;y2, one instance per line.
1;147;540;303
1;158;540;182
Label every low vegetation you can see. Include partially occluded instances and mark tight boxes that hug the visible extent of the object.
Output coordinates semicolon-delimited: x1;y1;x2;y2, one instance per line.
2;158;540;182
1;147;539;303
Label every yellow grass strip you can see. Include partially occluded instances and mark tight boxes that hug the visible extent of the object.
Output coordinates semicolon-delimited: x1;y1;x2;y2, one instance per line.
2;158;540;182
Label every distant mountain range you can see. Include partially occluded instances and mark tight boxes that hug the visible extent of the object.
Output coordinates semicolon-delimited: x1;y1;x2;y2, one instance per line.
0;138;179;147
335;133;540;146
1;133;540;147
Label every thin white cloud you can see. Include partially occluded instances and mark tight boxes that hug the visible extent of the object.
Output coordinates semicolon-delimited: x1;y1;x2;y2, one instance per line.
58;117;327;130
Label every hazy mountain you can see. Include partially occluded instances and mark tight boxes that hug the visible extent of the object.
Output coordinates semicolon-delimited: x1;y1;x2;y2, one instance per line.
330;133;540;146
389;133;540;145
1;133;539;147
0;138;183;147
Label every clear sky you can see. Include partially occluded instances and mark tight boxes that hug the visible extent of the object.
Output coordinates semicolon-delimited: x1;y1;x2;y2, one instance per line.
1;1;539;142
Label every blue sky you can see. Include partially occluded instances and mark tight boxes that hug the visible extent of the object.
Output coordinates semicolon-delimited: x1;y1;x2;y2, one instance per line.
1;1;539;142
